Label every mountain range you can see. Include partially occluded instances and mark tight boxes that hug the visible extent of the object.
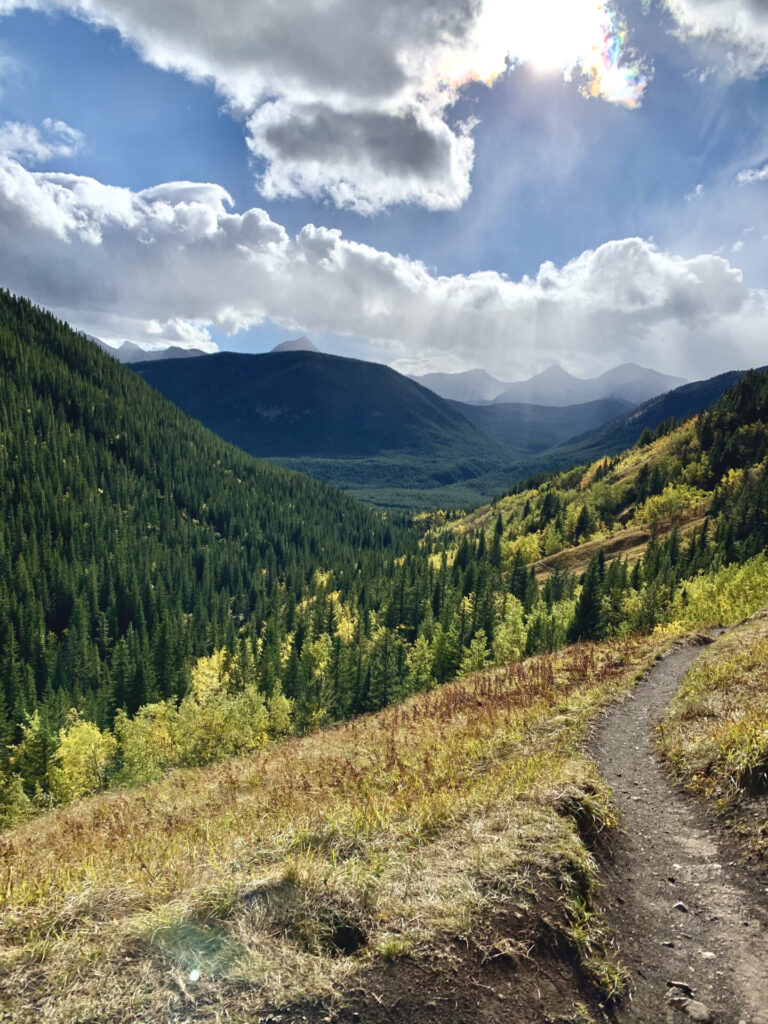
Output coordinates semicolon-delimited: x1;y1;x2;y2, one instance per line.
135;350;511;505
94;334;320;364
95;338;209;363
412;362;686;406
134;345;741;507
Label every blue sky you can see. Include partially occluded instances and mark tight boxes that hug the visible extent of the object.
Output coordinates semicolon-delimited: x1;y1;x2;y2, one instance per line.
0;0;767;378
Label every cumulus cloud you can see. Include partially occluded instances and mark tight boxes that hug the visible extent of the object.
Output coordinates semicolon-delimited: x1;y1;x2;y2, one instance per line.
0;117;84;162
0;148;765;375
665;0;768;76
247;102;475;213
0;0;649;211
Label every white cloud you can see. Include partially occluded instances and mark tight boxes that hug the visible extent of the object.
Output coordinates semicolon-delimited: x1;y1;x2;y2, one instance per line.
0;149;766;376
665;0;768;77
0;118;84;162
0;0;648;211
737;163;768;183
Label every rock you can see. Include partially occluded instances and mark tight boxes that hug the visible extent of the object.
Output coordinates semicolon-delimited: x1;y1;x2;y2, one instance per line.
662;940;675;947
667;981;695;998
667;994;690;1009
673;901;689;913
684;1000;711;1022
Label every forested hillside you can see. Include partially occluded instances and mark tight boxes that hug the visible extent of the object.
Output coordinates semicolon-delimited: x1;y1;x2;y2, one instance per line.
136;350;510;506
0;292;411;794
1;291;767;825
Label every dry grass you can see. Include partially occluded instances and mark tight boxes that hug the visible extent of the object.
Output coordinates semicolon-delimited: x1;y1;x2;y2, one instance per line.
0;635;670;1022
533;513;707;583
658;612;768;855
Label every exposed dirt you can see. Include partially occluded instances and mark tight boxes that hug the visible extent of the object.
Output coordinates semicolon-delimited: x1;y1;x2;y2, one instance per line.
590;639;768;1024
258;880;610;1024
533;515;707;583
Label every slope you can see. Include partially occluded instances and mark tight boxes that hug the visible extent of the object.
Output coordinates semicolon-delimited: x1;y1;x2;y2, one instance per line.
0;623;681;1024
135;350;511;505
592;631;768;1024
500;367;752;482
450;395;633;452
0;290;406;729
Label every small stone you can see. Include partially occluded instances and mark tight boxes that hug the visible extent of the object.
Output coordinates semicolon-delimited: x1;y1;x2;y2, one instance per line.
700;951;716;959
662;940;675;947
673;901;689;913
667;981;695;998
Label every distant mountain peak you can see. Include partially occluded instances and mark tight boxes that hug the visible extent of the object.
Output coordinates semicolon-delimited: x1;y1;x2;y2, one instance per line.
93;338;208;364
409;368;508;403
492;363;686;408
271;336;319;354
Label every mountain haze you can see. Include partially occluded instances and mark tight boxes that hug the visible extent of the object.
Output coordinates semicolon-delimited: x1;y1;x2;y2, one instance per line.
450;396;634;452
492;362;686;406
410;368;508;403
503;367;755;482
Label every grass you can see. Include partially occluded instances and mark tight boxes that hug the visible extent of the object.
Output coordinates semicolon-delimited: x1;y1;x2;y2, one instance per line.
658;612;768;856
0;633;672;1023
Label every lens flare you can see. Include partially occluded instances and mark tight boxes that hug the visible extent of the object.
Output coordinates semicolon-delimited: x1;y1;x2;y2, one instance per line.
434;0;647;108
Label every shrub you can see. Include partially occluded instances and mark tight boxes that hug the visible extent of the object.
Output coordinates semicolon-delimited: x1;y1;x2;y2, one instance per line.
47;712;117;803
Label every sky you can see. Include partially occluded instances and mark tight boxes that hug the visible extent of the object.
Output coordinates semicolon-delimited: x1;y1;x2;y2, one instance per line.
0;0;767;380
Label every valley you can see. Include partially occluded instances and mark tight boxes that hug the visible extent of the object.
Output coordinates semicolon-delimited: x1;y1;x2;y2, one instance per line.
2;4;767;1021
135;347;741;508
1;293;767;1024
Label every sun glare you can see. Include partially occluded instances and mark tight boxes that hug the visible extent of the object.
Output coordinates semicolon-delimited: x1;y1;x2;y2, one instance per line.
436;0;646;107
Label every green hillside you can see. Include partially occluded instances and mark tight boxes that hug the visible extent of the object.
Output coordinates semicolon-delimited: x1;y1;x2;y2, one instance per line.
0;291;413;744
137;350;491;458
136;351;511;506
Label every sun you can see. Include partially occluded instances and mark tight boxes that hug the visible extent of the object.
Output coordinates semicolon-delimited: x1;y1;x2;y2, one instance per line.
434;0;646;107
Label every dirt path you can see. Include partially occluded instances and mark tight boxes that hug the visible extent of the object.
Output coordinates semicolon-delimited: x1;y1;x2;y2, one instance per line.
591;640;768;1024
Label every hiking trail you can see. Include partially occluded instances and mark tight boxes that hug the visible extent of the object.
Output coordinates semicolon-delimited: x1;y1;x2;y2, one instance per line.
590;639;768;1024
